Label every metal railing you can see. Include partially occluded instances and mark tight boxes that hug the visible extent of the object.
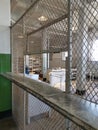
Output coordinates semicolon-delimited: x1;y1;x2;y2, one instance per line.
1;72;98;130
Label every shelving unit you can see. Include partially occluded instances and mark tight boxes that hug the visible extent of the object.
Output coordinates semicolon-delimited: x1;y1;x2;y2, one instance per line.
71;69;77;80
27;55;42;73
18;57;24;73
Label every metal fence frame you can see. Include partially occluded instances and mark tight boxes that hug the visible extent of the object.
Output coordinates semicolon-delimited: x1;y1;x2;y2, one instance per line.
11;0;98;129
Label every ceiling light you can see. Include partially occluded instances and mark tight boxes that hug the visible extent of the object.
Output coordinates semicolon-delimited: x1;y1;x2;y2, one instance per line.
93;10;97;16
18;35;24;39
38;16;48;22
72;26;78;32
30;41;34;43
72;27;75;31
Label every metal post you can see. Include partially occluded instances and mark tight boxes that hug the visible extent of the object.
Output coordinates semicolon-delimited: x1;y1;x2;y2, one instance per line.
42;29;48;79
10;28;13;72
65;0;72;130
76;2;88;95
66;0;72;93
47;33;50;70
26;36;29;54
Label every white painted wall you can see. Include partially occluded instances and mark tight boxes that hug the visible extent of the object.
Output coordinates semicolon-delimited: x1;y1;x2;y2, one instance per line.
0;26;10;54
49;53;65;69
0;0;10;54
0;0;10;26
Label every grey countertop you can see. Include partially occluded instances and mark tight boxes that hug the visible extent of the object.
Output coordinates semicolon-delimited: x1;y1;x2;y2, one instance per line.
0;72;98;130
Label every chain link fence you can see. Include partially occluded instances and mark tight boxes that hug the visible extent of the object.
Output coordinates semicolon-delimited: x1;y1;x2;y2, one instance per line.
11;19;26;73
11;0;98;130
71;0;98;104
25;94;85;130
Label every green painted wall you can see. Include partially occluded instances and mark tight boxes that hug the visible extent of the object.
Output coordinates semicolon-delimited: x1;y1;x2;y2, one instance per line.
0;54;11;112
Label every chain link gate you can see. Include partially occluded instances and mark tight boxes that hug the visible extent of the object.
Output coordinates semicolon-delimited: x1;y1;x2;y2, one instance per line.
11;0;98;130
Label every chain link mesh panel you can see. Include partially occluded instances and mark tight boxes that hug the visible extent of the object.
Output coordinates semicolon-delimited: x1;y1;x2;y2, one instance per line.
11;0;98;130
11;0;37;24
45;18;68;53
12;19;26;73
27;16;68;80
27;18;68;72
27;31;43;54
71;0;98;104
23;0;68;34
25;93;85;130
12;84;26;130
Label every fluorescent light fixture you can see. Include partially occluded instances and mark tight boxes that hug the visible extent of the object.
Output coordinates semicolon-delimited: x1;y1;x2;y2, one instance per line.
18;35;24;39
38;16;48;22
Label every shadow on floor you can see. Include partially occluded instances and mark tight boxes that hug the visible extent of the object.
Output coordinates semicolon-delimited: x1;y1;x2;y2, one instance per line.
0;117;17;130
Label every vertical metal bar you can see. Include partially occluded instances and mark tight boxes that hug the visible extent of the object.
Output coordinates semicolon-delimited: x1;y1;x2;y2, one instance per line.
76;2;88;95
26;36;29;54
42;29;48;79
47;33;50;69
66;0;72;93
23;90;26;130
10;27;13;72
65;118;71;130
65;0;72;129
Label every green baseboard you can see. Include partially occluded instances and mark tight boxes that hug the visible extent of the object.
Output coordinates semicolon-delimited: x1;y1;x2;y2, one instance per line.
0;54;12;112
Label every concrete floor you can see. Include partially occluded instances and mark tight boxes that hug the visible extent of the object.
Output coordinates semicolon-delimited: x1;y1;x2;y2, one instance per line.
0;117;17;130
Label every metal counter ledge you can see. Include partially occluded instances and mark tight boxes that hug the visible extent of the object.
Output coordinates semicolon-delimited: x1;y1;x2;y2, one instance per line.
0;72;98;130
